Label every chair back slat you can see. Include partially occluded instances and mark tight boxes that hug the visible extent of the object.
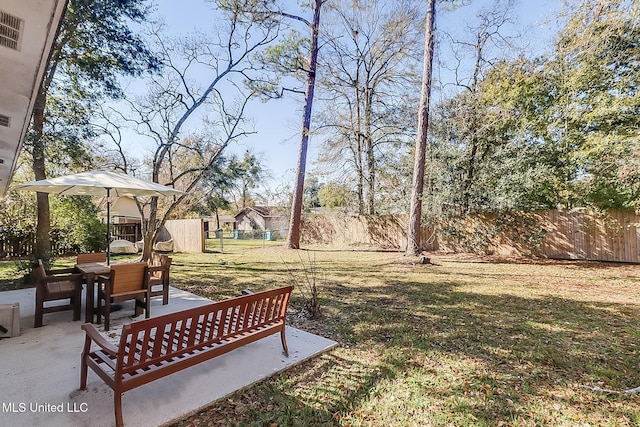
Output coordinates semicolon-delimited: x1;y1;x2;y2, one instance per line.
77;252;107;264
110;263;148;294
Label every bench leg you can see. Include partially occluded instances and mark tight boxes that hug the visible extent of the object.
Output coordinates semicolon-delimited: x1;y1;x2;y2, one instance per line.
80;334;91;390
114;392;124;427
80;356;88;390
280;327;289;357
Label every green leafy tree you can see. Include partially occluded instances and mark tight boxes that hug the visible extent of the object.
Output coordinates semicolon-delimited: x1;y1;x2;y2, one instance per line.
432;0;521;214
0;190;37;258
468;0;640;212
229;151;267;210
50;197;106;253
186;156;239;227
318;181;354;210
303;175;322;211
546;0;640;209
25;0;159;260
186;151;267;224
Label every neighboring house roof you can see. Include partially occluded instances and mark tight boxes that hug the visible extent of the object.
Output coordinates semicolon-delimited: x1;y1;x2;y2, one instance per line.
201;215;236;223
235;206;285;219
0;0;69;197
218;214;236;223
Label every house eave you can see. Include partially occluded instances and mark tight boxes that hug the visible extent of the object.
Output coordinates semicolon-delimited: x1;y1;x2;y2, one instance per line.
0;0;69;197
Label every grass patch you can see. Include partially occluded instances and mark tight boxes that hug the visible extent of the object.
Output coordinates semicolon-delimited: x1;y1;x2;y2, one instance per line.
165;245;640;426
3;240;639;425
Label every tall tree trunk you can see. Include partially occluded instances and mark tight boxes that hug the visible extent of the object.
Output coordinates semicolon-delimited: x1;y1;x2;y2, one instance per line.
355;86;365;214
462;134;479;213
461;31;488;213
356;142;365;214
364;87;375;215
29;17;67;262
285;0;322;249
140;197;160;262
354;85;365;215
406;0;436;256
32;88;52;260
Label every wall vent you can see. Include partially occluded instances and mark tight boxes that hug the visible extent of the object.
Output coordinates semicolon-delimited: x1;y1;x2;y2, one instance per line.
0;10;23;51
0;115;10;128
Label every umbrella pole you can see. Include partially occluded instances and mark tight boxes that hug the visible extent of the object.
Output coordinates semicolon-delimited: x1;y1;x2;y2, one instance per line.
106;188;111;265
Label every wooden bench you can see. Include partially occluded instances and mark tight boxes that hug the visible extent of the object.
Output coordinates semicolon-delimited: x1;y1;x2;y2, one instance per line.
80;285;294;427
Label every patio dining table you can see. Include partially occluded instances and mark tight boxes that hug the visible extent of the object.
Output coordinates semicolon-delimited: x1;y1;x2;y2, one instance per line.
74;262;110;323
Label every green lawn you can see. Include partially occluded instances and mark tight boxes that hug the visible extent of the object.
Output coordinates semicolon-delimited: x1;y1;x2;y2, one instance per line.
3;241;640;426
167;243;640;426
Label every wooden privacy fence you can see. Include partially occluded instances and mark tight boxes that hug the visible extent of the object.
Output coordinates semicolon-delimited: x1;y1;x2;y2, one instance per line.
0;231;79;258
301;210;640;263
0;220;205;258
535;210;640;263
301;214;436;250
163;219;205;253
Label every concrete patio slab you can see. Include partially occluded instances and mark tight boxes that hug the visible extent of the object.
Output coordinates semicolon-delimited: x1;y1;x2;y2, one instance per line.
0;287;337;427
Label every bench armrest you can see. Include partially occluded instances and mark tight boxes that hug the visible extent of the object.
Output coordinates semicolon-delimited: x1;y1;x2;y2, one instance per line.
81;323;118;357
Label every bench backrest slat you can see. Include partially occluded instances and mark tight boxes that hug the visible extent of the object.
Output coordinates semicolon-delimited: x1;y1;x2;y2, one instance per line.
186;312;200;348
216;309;227;340
117;285;293;375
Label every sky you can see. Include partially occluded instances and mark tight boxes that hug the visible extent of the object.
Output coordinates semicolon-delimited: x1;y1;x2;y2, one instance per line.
118;0;565;193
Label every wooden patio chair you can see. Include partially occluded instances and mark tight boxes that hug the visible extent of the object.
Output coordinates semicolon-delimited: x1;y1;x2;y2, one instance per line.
33;259;83;328
96;262;150;331
76;252;108;302
76;252;107;264
148;252;172;305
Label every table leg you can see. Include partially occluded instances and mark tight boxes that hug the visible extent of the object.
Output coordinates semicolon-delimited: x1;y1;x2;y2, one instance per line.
85;272;96;323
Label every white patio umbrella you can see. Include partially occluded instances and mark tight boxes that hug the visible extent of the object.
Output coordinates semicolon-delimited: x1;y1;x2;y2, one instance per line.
14;170;185;264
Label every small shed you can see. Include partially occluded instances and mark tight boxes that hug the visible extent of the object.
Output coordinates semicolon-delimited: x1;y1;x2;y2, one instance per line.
203;215;236;237
98;196;142;242
235;206;288;235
